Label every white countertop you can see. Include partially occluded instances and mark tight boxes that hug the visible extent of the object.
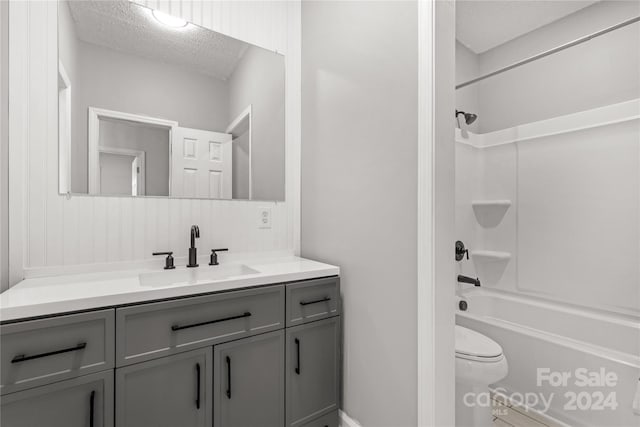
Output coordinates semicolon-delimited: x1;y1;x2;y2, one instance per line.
0;255;339;322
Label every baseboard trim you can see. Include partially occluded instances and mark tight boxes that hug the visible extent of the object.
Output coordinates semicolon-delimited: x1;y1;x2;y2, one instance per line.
339;410;363;427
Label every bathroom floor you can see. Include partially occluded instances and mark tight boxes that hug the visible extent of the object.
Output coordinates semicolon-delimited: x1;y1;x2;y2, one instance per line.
492;395;562;427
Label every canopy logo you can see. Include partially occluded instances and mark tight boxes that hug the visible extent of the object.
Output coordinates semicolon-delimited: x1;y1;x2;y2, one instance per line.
462;368;620;414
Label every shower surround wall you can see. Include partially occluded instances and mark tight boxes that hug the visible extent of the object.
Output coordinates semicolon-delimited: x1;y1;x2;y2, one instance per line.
456;99;640;315
455;1;640;315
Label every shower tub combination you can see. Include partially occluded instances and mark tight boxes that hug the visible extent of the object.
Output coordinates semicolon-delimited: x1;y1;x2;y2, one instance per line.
453;97;640;426
456;288;640;427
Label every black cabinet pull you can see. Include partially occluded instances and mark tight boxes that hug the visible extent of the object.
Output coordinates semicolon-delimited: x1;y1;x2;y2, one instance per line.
299;296;331;306
11;342;87;363
195;363;201;410
295;338;300;375
89;390;95;427
226;356;231;399
171;312;251;331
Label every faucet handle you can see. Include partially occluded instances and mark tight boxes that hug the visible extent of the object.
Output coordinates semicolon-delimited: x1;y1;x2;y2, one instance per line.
153;252;176;270
209;248;229;266
455;240;469;261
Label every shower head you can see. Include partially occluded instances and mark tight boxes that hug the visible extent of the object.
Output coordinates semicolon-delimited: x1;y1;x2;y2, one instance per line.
455;110;477;125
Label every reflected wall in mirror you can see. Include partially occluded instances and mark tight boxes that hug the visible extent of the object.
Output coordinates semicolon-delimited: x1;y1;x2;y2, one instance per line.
58;0;285;200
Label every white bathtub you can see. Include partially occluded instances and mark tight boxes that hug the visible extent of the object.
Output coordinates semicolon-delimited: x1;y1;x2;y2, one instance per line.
456;288;640;427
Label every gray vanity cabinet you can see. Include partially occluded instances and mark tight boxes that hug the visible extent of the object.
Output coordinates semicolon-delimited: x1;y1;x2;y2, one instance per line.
0;370;114;427
1;276;341;427
286;316;340;427
115;347;212;427
213;329;285;427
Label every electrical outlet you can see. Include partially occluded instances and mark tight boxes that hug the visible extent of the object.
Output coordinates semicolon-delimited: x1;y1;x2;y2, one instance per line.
258;207;272;229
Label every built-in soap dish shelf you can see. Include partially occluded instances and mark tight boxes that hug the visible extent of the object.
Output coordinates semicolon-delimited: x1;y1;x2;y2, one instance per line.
470;250;511;263
471;199;511;228
471;199;511;208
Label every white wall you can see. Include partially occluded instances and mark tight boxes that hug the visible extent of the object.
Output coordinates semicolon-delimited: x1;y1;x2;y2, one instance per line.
455;41;480;133
58;2;79;85
99;153;138;196
8;0;300;281
457;1;640;134
58;1;81;193
228;46;285;201
301;1;419;425
99;119;171;197
231;130;251;199
0;0;8;292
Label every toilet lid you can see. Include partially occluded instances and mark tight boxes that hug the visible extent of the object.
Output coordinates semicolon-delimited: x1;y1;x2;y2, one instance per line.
455;326;503;362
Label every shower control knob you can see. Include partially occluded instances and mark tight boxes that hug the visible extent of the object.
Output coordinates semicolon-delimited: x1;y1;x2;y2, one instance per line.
455;240;469;261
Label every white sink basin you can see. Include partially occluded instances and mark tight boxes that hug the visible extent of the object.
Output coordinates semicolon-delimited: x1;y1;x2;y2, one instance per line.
139;264;259;287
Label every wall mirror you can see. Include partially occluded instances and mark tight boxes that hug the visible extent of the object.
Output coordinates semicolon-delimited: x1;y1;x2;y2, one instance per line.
58;0;285;201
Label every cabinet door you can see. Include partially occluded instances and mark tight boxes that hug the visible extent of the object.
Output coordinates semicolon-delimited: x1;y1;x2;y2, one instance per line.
213;330;285;427
0;370;113;427
286;317;340;427
116;348;212;427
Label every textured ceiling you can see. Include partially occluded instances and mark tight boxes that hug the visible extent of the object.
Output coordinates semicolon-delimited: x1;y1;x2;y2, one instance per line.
66;0;249;80
456;0;599;54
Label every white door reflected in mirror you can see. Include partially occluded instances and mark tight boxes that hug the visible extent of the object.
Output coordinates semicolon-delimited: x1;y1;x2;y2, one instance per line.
171;128;232;199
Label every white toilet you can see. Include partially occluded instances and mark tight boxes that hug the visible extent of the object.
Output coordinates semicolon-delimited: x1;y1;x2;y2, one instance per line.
455;325;508;427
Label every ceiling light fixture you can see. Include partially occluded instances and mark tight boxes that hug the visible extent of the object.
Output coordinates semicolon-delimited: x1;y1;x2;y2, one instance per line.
152;9;188;28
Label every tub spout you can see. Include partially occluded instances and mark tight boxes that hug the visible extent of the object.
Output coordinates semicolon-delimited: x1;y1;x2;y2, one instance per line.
458;275;481;287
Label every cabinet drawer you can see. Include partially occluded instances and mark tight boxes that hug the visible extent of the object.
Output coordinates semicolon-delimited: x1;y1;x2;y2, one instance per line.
1;370;114;427
1;310;115;395
286;278;339;326
116;285;284;366
301;411;339;427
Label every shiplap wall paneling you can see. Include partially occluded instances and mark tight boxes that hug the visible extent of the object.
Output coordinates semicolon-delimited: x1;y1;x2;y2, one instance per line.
9;0;300;283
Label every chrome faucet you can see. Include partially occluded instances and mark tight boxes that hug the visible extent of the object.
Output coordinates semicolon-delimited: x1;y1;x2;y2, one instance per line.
187;225;200;268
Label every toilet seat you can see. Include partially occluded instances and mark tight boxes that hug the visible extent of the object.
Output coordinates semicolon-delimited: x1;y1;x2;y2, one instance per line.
455;325;503;363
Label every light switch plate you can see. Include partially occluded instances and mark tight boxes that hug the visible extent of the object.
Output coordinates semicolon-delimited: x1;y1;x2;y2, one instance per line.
258;207;272;229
